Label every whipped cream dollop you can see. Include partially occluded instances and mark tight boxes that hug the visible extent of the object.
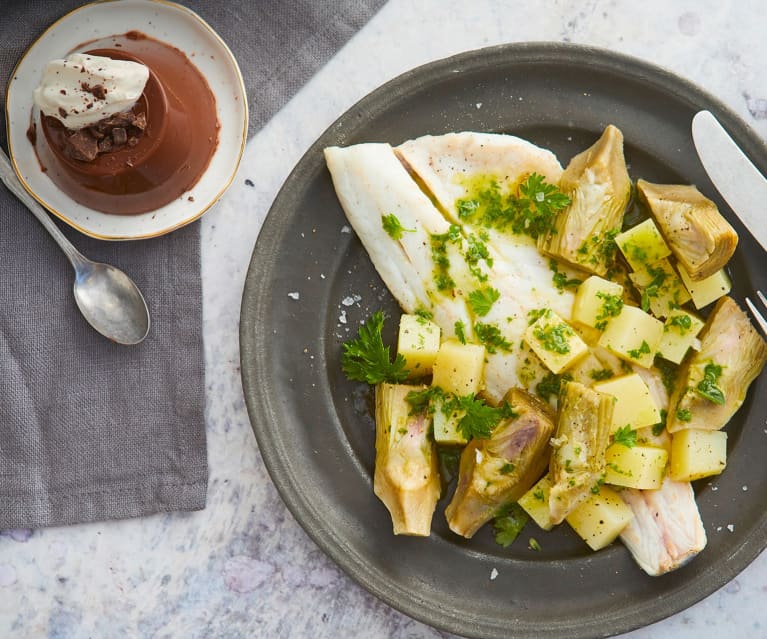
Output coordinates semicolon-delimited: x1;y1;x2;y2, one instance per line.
33;53;149;130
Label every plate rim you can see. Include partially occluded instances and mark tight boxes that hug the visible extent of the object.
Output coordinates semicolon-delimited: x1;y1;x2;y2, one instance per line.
4;0;248;241
240;41;767;638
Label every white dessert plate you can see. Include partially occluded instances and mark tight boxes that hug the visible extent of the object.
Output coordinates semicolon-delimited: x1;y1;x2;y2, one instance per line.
5;0;247;240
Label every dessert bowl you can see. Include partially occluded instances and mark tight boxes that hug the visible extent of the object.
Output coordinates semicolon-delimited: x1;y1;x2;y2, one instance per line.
5;0;247;240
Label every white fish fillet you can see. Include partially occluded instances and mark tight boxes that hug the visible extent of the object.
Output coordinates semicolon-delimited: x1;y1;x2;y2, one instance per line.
620;478;707;576
326;134;576;403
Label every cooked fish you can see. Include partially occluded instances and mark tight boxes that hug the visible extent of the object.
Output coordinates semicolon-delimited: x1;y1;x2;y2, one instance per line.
325;139;575;403
620;478;707;576
637;180;737;281
538;125;631;276
374;383;441;536
667;296;767;433
445;388;555;538
548;380;613;524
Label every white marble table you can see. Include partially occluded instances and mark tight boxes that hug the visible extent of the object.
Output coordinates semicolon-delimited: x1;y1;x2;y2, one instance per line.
2;1;766;637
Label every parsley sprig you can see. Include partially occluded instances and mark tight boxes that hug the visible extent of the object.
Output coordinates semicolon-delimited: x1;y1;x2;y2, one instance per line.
613;425;638;448
341;312;409;384
696;362;725;405
468;287;500;317
381;213;414;240
493;503;529;548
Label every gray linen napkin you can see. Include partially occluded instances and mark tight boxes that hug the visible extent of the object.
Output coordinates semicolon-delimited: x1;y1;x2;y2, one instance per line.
0;0;385;529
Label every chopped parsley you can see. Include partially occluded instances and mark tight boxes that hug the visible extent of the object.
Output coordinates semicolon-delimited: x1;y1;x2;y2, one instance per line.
590;368;614;381
381;213;414;240
474;322;512;353
549;258;582;292
454;173;570;241
652;409;667;436
676;407;692;422
527;308;549;325
468;286;500;317
613;425;638;448
499;462;515;475
628;340;651;360
594;291;623;330
533;320;573;354
667;313;693;333
532;487;546;501
696;362;726;405
529;538;542;551
341;311;409;384
493;503;529;548
655;357;679;394
454;320;467;344
429;226;461;291
536;372;572;402
414;307;433;321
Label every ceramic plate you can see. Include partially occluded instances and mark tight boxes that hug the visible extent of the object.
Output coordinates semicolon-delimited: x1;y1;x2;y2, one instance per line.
240;43;767;638
5;0;247;240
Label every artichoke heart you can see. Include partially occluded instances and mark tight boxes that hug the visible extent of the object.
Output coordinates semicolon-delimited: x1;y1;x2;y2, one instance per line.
549;381;613;525
445;388;555;538
667;296;767;433
374;383;441;536
538;125;631;276
637;180;738;281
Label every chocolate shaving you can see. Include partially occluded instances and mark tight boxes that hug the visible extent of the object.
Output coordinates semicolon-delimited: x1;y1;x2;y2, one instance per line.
61;108;147;162
58;107;67;119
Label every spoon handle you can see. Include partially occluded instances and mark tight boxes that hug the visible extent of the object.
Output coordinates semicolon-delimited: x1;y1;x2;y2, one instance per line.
0;150;88;270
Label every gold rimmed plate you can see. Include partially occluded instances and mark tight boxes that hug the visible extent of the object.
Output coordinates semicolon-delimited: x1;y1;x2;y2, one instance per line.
5;0;247;240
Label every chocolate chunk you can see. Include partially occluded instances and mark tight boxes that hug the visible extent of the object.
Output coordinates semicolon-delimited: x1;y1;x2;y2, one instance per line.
91;84;107;100
66;129;98;161
127;136;139;147
88;126;105;139
58;107;67;119
59;89;67;95
97;137;113;153
112;127;127;145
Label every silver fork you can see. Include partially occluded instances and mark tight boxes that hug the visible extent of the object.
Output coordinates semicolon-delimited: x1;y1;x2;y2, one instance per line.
745;291;767;337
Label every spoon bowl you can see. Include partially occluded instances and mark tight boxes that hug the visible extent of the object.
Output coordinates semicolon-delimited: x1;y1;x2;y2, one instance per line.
1;149;151;344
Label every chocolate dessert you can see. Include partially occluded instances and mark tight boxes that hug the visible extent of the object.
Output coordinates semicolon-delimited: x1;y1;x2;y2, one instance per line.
32;32;219;216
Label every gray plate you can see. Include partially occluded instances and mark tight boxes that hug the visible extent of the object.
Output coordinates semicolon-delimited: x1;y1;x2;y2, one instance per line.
240;43;767;639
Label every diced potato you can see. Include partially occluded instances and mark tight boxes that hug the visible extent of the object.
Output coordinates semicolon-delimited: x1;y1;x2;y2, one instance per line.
628;258;691;318
572;276;624;330
525;309;589;374
593;373;661;432
677;264;731;309
432;397;468;446
598;305;664;368
604;443;668;489
669;429;727;481
616;218;672;271
657;310;705;364
519;475;555;531
431;340;485;396
566;485;634;551
397;314;441;377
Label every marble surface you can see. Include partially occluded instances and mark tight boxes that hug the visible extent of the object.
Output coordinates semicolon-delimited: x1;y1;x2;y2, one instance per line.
2;0;767;637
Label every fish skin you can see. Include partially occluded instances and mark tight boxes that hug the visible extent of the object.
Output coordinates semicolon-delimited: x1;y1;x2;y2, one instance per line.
620;478;707;576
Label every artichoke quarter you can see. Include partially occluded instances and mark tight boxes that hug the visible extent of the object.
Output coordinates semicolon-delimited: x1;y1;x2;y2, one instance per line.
548;381;613;525
445;388;555;538
667;296;767;433
637;180;737;281
374;383;441;536
538;125;631;276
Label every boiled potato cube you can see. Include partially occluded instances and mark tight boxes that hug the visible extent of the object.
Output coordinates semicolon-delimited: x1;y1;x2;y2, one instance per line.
677;264;731;309
524;309;588;374
593;373;661;432
566;485;634;551
628;258;691;318
518;475;555;531
397;314;441;377
604;443;668;489
598;305;664;368
431;340;485;396
657;310;705;364
432;397;467;445
669;429;727;481
616;218;672;271
572;276;624;330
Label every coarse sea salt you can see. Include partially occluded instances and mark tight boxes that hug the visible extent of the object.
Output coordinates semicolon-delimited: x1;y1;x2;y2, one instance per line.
490;568;498;581
288;292;300;300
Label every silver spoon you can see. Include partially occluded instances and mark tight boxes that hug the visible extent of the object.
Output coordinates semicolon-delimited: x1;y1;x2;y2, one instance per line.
0;150;150;345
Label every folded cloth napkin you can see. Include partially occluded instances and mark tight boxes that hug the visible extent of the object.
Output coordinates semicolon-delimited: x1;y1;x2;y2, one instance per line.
0;0;384;529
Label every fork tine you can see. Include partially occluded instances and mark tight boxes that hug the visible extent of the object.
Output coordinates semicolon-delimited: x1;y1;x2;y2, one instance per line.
758;290;767;308
746;296;767;337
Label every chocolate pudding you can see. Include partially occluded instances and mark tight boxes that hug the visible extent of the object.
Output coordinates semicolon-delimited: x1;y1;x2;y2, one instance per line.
33;32;219;215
